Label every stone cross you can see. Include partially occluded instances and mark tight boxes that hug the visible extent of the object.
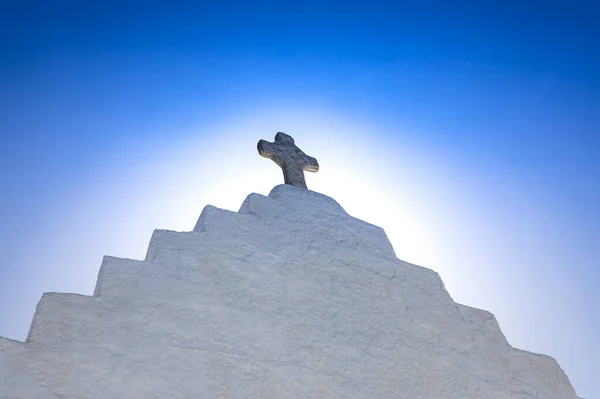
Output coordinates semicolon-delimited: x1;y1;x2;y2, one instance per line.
257;132;319;189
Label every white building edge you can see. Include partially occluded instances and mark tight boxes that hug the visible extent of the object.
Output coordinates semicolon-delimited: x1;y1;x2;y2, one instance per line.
0;185;582;398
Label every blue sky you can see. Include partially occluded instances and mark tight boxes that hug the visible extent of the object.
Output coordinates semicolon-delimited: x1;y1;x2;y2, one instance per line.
1;1;598;397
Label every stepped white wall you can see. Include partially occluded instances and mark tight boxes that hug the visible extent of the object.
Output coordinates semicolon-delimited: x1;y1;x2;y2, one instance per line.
0;185;579;398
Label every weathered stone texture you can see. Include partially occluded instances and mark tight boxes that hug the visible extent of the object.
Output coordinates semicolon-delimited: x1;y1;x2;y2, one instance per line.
257;132;319;189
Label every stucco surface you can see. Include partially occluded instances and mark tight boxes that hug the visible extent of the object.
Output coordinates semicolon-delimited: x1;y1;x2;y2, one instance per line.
0;184;580;398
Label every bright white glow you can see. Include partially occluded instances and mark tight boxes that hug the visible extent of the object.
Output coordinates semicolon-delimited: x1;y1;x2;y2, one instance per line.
9;104;586;397
47;105;452;304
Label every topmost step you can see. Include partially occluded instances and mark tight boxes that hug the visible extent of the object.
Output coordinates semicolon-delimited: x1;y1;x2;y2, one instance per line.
265;184;347;217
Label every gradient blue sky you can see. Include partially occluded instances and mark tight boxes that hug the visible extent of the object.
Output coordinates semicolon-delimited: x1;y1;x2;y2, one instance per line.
1;1;598;397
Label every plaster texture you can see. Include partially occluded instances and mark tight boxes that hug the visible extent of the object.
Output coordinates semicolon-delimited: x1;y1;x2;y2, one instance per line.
0;184;580;398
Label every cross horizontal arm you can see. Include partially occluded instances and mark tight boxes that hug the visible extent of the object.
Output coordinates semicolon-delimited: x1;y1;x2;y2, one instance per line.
257;140;285;168
301;154;319;172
